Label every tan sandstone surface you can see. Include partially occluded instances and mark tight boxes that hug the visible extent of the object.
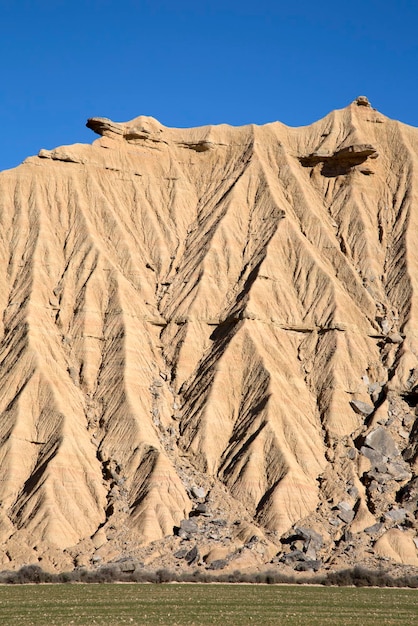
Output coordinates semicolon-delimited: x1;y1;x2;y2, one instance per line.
0;96;417;575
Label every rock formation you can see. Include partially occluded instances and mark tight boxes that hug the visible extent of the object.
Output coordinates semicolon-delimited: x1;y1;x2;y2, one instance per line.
0;96;417;574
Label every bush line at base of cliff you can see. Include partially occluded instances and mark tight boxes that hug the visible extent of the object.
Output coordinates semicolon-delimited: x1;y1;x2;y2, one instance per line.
0;564;417;587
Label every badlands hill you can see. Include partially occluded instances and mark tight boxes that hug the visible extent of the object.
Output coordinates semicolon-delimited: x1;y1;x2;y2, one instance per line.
0;96;417;575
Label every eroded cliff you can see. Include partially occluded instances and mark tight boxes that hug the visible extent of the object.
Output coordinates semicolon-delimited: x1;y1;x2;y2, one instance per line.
0;96;417;574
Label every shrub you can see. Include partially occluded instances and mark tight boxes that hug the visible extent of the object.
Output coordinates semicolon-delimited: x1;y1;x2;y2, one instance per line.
0;563;417;587
155;569;174;583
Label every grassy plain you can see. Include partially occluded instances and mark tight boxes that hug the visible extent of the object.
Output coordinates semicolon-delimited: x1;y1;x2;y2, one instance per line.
0;583;416;625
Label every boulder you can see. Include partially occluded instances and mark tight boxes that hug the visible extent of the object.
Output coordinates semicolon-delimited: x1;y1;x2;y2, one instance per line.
398;478;418;512
379;318;391;334
294;560;322;572
387;333;403;344
337;502;355;524
367;470;392;485
174;549;189;559
360;445;387;470
368;382;383;403
305;545;317;560
293;526;323;551
385;508;408;523
176;519;199;538
364;522;383;535
350;400;374;417
347;486;359;499
364;427;399;458
403;414;415;428
368;382;382;395
191;486;206;499
194;503;208;515
185;545;199;565
386;462;412;482
347;448;357;460
281;550;306;564
208;559;228;570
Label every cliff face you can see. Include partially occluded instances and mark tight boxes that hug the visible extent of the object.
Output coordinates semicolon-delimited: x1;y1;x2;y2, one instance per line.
0;97;417;573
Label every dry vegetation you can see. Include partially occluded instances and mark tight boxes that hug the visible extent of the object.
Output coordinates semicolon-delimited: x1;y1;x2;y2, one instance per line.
1;564;417;588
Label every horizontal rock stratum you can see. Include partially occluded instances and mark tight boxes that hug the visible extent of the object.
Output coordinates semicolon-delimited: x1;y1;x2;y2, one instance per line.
0;96;417;574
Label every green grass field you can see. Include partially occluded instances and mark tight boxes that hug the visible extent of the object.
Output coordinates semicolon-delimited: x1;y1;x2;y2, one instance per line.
0;583;417;625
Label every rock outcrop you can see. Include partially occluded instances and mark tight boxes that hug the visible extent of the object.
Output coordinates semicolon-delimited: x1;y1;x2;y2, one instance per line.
0;97;417;574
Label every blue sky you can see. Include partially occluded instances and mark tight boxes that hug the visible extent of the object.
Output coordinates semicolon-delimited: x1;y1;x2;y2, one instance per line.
1;0;417;171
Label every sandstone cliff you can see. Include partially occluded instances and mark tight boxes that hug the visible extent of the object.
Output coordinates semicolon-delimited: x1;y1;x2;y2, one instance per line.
0;97;417;574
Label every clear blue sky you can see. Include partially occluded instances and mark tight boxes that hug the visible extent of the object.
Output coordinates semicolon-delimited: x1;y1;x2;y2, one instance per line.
1;0;417;171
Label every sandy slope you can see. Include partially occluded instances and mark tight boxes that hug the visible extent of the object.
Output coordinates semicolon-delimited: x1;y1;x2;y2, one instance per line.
0;97;417;573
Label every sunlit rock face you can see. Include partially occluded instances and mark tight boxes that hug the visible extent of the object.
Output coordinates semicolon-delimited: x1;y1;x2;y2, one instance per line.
0;97;417;572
